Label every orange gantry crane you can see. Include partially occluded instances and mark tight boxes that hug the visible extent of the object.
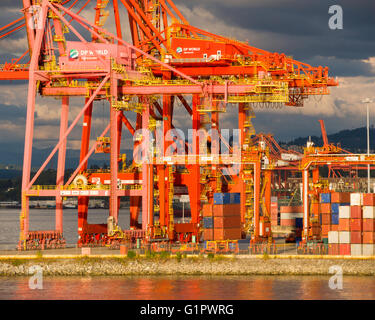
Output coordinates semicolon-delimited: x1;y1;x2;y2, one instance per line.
0;0;338;249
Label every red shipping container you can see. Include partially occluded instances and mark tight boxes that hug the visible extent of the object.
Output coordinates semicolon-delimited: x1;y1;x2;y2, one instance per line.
331;192;350;203
280;206;303;213
280;219;295;227
214;216;241;228
213;204;240;217
350;206;362;219
350;231;362;244
214;228;241;240
321;224;330;237
363;193;375;206
328;244;339;255
363;219;375;232
320;203;331;214
321;213;331;225
339;243;351;255
350;219;362;232
331;225;339;232
339;218;350;231
362;232;375;244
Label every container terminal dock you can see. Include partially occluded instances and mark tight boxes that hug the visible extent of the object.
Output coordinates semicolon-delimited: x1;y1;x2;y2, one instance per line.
0;0;374;260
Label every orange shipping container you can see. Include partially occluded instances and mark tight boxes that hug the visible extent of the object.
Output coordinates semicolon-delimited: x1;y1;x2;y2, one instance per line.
203;229;214;241
202;204;213;217
321;213;331;225
331;224;339;232
350;219;362;232
363;193;375;206
339;218;350;231
363;219;375;232
214;228;242;240
214;216;241;228
213;204;240;217
321;224;331;237
311;203;320;215
320;203;331;214
362;232;375;244
331;192;351;203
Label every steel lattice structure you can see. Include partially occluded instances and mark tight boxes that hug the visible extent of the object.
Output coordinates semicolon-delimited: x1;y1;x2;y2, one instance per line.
0;0;339;250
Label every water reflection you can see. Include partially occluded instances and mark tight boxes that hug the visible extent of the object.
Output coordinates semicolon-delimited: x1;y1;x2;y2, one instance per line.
1;275;375;300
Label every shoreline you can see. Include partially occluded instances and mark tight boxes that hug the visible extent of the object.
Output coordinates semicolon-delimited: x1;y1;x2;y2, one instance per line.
0;255;374;276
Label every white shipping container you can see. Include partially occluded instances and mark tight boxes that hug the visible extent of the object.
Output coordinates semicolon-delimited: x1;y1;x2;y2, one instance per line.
362;244;375;256
339;206;350;219
339;231;350;244
328;231;339;244
351;244;362;256
350;193;363;206
280;212;303;219
363;206;375;219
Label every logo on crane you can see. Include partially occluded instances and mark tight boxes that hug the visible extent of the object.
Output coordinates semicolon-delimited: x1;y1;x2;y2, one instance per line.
69;49;79;60
176;47;183;54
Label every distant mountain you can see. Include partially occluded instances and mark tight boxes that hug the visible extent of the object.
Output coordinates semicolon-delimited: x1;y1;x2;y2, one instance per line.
282;126;375;153
0;142;134;170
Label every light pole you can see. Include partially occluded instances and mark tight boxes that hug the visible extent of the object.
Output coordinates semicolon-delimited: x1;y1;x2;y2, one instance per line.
362;98;373;193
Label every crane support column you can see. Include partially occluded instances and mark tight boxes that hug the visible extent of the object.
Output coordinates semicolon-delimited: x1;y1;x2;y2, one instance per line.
77;99;93;234
56;97;69;233
110;73;120;223
20;1;48;243
303;169;309;242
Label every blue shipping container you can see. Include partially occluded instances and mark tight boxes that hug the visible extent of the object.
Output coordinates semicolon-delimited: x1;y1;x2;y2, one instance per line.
233;193;241;204
213;193;241;205
331;213;339;225
295;218;303;228
213;193;230;204
320;193;331;203
331;203;340;214
203;217;214;229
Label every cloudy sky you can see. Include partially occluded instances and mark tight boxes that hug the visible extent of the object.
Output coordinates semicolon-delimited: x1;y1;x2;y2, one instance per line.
0;0;374;165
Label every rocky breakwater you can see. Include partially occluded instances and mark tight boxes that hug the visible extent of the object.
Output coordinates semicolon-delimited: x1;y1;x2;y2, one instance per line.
0;255;374;276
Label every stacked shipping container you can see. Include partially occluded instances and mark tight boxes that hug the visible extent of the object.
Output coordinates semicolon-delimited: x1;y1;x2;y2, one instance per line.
320;192;350;241
202;193;241;241
328;193;375;256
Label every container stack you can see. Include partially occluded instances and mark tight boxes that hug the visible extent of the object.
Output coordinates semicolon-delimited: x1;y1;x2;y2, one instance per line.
362;194;375;255
270;196;278;226
280;206;303;227
320;192;350;243
202;193;241;241
349;193;363;256
327;193;375;256
202;203;214;241
320;192;331;239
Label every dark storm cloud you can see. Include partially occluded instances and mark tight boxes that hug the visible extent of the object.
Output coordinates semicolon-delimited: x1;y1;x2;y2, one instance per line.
0;104;25;122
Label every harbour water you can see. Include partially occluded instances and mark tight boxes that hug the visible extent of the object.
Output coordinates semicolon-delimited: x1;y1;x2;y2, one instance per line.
0;275;375;300
0;209;374;300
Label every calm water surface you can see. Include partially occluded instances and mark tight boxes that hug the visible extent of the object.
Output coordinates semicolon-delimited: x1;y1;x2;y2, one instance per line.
1;209;374;300
0;275;375;300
